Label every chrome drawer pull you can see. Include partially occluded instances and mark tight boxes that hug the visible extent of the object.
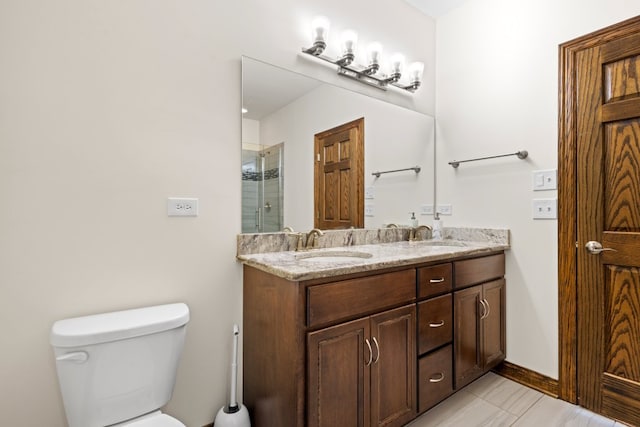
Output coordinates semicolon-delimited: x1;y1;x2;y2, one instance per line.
429;373;445;383
372;337;380;364
429;277;445;284
479;299;488;319
429;320;445;328
365;339;373;366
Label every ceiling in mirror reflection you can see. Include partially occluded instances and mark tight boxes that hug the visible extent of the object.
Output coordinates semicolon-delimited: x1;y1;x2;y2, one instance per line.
242;60;322;120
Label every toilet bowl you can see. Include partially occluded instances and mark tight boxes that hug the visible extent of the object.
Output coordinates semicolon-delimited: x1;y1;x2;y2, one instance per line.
50;303;190;427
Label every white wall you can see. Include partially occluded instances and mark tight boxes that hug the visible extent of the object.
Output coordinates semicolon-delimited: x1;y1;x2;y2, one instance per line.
259;84;435;231
436;0;640;379
0;1;435;426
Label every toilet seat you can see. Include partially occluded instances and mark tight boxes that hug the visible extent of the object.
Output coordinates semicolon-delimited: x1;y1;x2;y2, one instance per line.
115;412;185;427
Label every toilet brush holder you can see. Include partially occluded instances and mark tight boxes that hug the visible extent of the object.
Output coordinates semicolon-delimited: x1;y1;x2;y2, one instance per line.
214;324;250;427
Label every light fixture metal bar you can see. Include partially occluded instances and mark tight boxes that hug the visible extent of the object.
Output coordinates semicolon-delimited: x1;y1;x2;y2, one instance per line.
337;67;388;90
301;48;418;93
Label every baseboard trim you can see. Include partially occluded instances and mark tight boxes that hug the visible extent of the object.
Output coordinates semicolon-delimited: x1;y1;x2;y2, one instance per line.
492;360;559;398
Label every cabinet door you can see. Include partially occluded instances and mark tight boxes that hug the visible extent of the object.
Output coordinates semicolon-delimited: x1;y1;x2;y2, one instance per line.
370;305;416;427
454;285;483;389
308;317;371;427
482;279;506;370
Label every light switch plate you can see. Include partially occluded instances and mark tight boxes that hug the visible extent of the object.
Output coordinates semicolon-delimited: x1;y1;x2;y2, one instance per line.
533;169;557;191
436;204;453;215
365;204;375;217
532;198;557;219
365;186;375;200
168;198;199;217
420;204;433;215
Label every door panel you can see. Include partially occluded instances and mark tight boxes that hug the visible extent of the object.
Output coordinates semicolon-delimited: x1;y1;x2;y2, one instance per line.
576;29;640;425
314;118;364;229
453;286;483;389
482;279;506;370
370;305;416;427
307;318;370;427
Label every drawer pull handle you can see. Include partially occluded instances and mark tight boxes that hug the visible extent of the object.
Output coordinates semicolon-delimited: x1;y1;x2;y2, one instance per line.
365;339;373;366
372;336;380;364
429;277;446;284
429;373;445;383
429;320;445;328
479;299;488;319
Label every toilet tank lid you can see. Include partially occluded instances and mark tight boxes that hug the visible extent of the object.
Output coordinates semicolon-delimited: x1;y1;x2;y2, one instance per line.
50;303;190;348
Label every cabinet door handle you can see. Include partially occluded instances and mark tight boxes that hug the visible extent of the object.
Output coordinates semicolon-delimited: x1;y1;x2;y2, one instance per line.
372;336;380;364
429;320;445;328
479;299;488;319
429;277;445;283
365;339;373;366
483;298;491;319
429;372;445;383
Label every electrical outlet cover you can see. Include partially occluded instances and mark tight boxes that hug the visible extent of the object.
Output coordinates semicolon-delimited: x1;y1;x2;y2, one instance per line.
532;198;557;219
168;198;199;217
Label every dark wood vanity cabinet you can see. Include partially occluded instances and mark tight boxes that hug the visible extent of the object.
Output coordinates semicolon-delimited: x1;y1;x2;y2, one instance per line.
453;254;506;389
308;304;416;427
243;251;505;427
243;266;416;427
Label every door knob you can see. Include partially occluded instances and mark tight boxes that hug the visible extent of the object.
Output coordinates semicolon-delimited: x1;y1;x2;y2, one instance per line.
585;241;617;255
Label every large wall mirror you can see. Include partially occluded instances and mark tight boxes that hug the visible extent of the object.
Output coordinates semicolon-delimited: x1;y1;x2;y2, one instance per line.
241;56;435;233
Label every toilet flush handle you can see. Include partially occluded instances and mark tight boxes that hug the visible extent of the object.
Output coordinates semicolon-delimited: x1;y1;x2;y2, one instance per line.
56;351;89;363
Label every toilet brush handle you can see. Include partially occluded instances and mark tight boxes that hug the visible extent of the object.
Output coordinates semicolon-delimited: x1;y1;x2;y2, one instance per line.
229;324;240;409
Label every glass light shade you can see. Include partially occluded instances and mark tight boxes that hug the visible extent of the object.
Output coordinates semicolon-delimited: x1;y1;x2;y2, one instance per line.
367;42;383;65
408;62;425;83
341;29;358;55
311;16;330;44
389;53;405;75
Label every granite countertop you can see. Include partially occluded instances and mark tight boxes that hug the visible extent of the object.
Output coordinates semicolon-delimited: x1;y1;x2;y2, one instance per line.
238;238;509;281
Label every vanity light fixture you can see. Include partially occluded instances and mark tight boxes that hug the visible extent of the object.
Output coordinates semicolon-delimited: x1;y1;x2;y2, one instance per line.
302;16;424;93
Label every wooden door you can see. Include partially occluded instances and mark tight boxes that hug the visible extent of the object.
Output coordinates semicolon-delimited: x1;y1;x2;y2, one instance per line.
370;305;416;427
453;285;483;389
314;118;364;230
481;279;505;370
307;317;370;427
575;29;640;425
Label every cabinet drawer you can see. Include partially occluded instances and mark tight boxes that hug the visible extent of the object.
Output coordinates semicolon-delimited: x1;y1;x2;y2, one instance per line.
418;294;452;355
307;269;416;328
418;345;453;413
454;253;505;289
417;263;452;298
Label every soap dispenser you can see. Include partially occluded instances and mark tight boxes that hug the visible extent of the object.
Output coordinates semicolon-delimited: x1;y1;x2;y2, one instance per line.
410;212;418;228
432;212;443;240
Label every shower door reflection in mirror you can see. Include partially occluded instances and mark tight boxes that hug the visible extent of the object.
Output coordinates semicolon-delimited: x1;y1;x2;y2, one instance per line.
241;137;284;233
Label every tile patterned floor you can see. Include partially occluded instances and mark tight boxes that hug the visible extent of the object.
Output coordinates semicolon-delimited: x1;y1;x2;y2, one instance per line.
407;372;628;427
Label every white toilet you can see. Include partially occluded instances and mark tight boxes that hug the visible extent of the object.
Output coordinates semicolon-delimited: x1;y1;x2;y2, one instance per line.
50;303;190;427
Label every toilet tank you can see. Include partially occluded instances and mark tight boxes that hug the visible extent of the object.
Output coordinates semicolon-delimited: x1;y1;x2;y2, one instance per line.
50;303;190;427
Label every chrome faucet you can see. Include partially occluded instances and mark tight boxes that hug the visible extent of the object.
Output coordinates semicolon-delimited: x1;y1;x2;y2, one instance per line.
386;223;398;228
306;228;324;249
409;225;432;241
283;226;294;232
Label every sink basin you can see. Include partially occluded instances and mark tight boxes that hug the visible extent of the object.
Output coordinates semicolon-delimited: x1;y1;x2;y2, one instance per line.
295;251;373;264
